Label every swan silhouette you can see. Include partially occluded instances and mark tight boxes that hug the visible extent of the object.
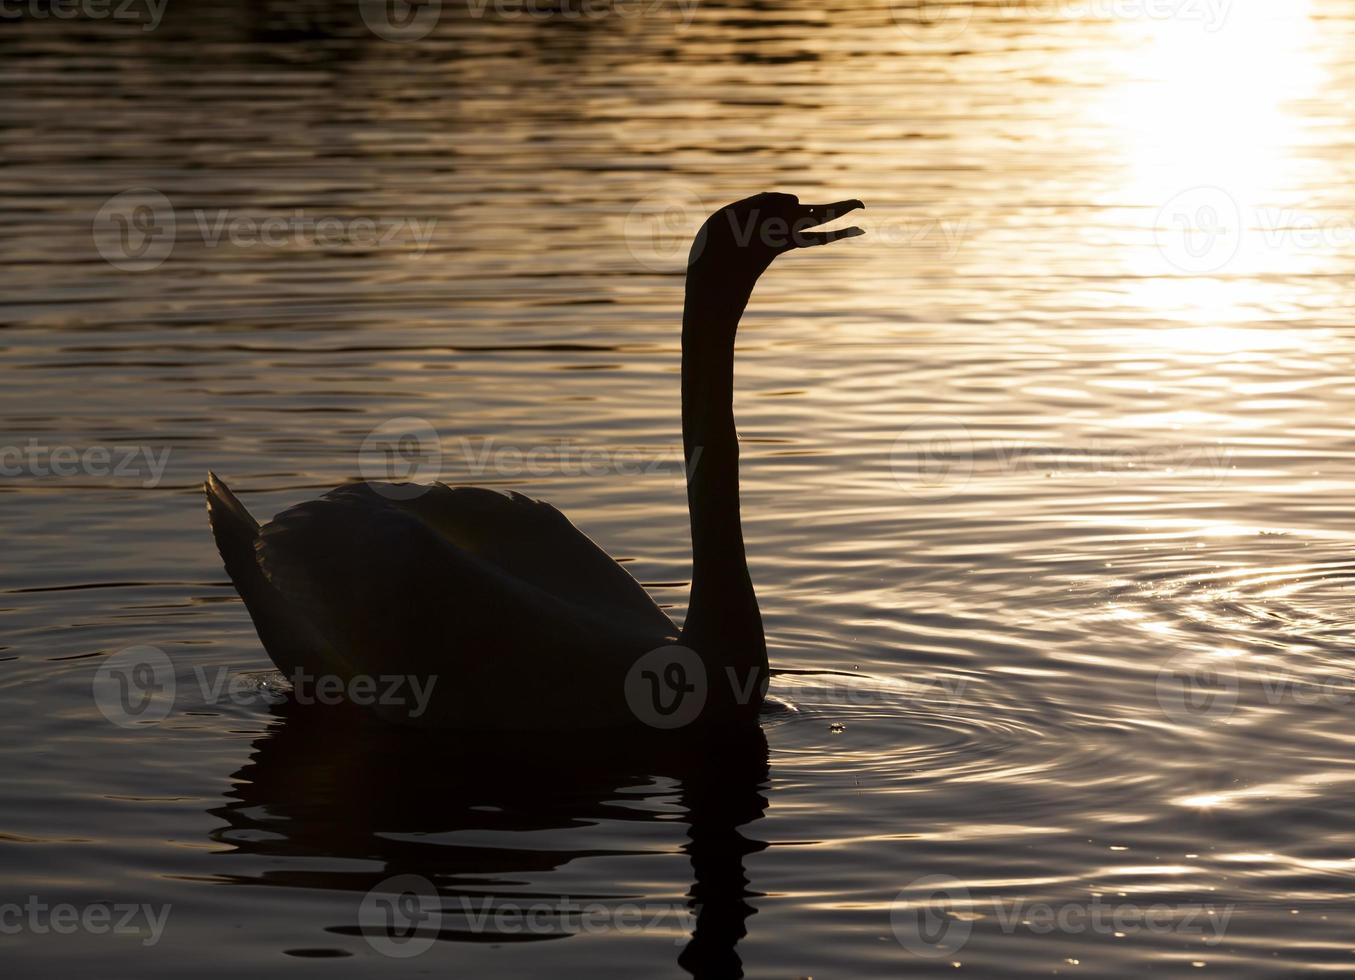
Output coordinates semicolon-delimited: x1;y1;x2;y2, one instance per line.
209;698;770;975
206;193;865;729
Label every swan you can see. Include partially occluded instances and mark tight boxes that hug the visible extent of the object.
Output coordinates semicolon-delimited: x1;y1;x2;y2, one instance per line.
205;192;865;730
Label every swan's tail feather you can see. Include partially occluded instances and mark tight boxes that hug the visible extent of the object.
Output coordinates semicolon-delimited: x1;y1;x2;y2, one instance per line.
206;470;257;530
205;472;327;677
206;471;260;583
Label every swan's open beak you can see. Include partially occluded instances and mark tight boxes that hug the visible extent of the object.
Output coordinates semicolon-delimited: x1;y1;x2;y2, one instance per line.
795;199;866;248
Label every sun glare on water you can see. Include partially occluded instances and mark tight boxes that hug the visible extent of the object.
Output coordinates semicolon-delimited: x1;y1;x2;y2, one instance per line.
1105;2;1333;323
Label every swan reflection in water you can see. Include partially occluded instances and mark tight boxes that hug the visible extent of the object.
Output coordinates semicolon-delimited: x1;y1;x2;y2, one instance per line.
207;700;770;978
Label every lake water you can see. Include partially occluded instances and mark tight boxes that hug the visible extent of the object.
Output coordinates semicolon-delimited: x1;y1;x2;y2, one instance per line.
5;0;1355;975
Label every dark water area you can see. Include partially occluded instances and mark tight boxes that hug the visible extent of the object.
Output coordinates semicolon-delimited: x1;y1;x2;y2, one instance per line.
5;0;1355;975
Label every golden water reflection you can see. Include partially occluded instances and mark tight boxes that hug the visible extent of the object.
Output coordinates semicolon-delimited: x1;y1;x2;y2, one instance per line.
5;0;1355;976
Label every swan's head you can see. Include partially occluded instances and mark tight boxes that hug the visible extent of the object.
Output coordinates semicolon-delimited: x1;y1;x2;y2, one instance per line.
688;192;865;285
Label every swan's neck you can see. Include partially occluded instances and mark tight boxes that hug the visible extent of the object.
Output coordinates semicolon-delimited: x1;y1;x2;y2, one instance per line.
679;267;768;712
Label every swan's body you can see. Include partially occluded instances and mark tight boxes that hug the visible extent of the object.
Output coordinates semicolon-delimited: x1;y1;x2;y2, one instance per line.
207;477;679;728
206;194;864;730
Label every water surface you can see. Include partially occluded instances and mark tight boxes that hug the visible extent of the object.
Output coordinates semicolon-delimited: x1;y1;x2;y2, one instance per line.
4;0;1355;975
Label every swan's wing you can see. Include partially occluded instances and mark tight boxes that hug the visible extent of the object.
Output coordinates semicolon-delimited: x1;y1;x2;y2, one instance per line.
251;483;676;721
206;472;331;677
394;483;675;635
253;484;463;674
